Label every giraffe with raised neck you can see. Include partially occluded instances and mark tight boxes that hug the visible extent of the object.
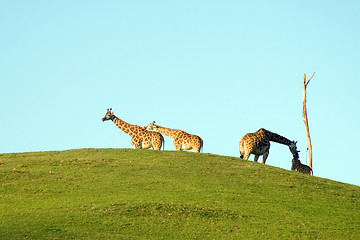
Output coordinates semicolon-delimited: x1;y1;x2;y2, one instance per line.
144;121;203;152
102;109;164;150
239;128;298;164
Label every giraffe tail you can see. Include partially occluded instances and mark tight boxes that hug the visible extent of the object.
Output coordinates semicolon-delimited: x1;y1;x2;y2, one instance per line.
200;138;204;153
161;135;165;151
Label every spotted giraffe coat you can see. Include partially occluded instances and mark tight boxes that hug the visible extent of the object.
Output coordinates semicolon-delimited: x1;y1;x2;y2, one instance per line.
239;128;297;164
144;122;203;153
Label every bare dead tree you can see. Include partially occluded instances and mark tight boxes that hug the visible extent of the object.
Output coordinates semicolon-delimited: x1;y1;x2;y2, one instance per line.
302;72;315;175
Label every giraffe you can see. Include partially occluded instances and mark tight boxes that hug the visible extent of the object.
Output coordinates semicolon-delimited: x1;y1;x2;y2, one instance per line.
144;121;203;153
292;158;313;175
102;109;164;150
239;128;298;164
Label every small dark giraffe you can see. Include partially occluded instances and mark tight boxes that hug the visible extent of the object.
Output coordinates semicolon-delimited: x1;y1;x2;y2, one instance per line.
292;158;313;175
290;144;313;175
239;128;298;164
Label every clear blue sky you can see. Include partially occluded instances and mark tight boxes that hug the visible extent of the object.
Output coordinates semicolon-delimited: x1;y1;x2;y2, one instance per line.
1;1;359;186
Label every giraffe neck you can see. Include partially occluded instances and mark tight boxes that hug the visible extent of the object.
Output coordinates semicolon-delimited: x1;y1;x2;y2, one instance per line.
263;129;292;146
112;116;137;137
155;126;180;139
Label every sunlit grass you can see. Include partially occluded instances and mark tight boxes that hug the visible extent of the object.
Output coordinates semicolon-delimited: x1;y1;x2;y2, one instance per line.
1;149;359;239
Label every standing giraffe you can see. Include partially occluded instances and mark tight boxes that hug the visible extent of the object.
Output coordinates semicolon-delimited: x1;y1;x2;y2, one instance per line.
239;128;298;164
144;121;203;153
102;109;164;150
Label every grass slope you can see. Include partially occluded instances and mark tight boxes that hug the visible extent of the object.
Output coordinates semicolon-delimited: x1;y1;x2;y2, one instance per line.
1;149;359;239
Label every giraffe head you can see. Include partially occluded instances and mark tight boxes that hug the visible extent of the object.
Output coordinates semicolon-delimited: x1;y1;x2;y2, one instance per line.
288;141;300;158
144;121;156;130
102;108;115;122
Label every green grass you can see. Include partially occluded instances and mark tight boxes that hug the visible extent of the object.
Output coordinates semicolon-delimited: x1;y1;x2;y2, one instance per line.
1;149;359;239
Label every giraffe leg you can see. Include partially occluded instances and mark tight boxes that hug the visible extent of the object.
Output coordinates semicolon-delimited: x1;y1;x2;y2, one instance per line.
192;137;202;153
262;151;269;164
193;146;200;153
152;138;161;150
174;140;182;151
150;135;161;150
131;139;142;149
153;143;161;150
243;152;251;160
192;141;200;152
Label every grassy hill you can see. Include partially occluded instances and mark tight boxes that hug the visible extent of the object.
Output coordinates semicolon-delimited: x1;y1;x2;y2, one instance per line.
0;149;359;239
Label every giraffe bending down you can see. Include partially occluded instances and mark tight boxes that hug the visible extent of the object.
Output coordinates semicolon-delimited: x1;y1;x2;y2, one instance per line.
239;128;298;164
144;121;203;153
102;109;164;150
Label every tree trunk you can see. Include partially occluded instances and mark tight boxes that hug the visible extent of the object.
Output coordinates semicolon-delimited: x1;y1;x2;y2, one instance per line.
302;73;314;175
